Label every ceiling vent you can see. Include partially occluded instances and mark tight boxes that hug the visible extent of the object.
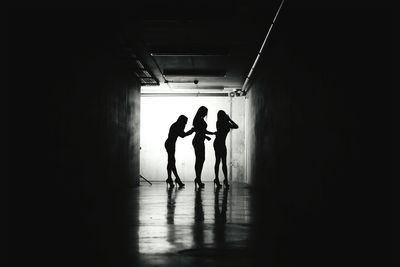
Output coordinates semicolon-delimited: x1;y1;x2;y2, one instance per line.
132;57;159;86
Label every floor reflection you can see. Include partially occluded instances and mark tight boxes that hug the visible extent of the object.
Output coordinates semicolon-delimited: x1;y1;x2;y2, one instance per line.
133;182;252;261
193;187;205;248
166;186;183;246
214;187;228;247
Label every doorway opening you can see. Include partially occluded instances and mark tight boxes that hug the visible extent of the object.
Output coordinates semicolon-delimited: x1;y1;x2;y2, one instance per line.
140;94;245;183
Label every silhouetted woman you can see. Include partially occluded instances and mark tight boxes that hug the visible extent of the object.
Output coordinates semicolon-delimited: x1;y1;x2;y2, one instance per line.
165;115;194;188
192;106;215;188
213;110;238;188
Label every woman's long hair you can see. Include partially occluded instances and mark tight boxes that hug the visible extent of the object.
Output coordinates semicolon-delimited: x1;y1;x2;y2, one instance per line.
193;106;208;127
176;115;188;130
217;110;228;123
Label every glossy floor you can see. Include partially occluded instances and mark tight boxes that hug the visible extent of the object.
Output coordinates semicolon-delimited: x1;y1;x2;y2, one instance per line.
129;181;256;266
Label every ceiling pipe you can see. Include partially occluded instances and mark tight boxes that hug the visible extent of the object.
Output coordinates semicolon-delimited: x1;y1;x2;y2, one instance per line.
241;0;285;95
141;92;229;97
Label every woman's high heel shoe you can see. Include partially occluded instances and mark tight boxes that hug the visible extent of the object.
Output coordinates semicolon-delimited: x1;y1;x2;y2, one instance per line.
213;178;222;188
175;178;185;188
194;178;205;188
223;179;229;189
166;178;174;188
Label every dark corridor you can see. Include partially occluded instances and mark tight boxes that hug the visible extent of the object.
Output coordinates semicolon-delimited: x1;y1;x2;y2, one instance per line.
7;4;393;266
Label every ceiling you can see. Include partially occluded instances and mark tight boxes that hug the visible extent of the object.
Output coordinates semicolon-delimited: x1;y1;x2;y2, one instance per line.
121;0;282;95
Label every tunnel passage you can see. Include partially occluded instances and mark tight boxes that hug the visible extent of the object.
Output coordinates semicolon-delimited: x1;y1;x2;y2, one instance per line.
140;95;245;183
8;4;392;267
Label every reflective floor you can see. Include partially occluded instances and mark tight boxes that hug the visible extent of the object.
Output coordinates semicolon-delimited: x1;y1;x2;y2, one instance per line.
129;181;256;266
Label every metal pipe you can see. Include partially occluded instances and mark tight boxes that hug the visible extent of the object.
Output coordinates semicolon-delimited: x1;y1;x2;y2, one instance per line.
140;92;229;97
241;0;285;95
229;94;233;183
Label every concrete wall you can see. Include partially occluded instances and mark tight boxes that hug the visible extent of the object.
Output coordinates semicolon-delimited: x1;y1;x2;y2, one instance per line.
244;6;391;265
9;10;140;266
231;96;246;183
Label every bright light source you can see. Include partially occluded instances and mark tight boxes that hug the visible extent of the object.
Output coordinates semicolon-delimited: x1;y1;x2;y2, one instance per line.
140;96;231;182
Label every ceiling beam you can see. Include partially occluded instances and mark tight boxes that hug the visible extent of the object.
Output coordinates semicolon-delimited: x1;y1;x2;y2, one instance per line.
150;47;230;57
163;69;226;77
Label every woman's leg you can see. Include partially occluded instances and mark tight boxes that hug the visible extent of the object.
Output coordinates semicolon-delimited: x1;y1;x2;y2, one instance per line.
167;150;175;180
171;164;180;180
170;154;183;183
194;146;201;179
171;155;185;187
198;143;205;178
165;146;176;187
214;149;221;180
194;144;199;178
194;142;205;179
167;144;183;183
221;146;228;181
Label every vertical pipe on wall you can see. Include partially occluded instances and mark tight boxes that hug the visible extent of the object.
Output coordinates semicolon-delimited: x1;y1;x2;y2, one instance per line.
229;95;233;183
244;96;247;183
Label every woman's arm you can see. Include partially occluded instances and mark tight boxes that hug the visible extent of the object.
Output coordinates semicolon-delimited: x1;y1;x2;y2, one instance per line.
180;127;195;137
205;130;216;135
228;118;239;129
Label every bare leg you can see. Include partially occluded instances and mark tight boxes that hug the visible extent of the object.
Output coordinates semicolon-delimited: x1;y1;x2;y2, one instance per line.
167;152;175;179
195;157;205;179
199;159;205;178
195;160;201;178
194;143;205;179
221;156;228;181
194;142;205;187
166;150;175;187
214;155;221;180
167;164;172;179
172;165;185;187
171;165;180;180
214;154;222;187
221;146;229;188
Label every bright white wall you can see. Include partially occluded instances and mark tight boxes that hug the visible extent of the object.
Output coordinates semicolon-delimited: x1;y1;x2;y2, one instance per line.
140;96;235;182
231;97;246;183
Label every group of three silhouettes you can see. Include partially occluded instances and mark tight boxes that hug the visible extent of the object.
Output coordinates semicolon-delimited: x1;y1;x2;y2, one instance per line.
164;106;238;189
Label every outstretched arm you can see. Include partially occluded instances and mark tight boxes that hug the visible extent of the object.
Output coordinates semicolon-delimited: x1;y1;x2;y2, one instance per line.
205;130;216;141
179;127;195;137
205;130;216;135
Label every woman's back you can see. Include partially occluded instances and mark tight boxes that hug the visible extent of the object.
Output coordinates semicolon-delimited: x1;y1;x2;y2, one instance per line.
167;123;180;142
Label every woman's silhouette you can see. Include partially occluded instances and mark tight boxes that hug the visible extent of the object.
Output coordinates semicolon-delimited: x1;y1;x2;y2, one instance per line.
192;106;215;188
165;115;194;188
213;110;238;188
